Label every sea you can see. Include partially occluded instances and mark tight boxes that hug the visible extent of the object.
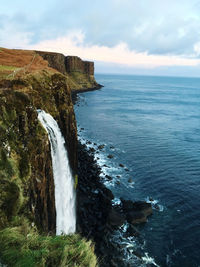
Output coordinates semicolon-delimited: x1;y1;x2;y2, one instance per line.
74;74;200;267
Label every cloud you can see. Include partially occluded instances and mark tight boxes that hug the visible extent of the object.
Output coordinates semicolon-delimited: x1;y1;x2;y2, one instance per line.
0;17;32;48
27;31;200;68
2;0;200;57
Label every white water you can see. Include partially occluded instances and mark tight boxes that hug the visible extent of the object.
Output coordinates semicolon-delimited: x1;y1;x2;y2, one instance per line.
38;110;76;235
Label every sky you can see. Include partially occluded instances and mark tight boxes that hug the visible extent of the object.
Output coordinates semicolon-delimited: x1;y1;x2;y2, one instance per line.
1;0;200;77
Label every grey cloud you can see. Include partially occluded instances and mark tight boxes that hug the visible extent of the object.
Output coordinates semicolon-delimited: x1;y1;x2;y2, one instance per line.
2;0;200;57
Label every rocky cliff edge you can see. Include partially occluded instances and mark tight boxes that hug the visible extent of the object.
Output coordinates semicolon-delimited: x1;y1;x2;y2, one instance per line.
0;47;98;266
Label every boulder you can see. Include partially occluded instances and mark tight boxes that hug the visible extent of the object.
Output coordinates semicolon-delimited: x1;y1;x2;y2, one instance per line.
107;209;125;228
127;211;147;224
98;144;105;150
121;199;153;225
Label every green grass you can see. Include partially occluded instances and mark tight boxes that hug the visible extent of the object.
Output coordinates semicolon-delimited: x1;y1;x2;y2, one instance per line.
0;224;98;267
0;65;19;71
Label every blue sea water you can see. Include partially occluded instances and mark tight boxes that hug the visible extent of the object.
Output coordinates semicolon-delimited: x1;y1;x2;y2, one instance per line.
74;74;200;267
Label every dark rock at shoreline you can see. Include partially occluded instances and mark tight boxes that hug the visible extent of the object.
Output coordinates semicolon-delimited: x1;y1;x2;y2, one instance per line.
105;175;112;180
120;199;153;225
107;209;125;228
98;144;105;150
89;147;95;153
127;224;140;237
127;211;148;224
107;154;114;159
103;164;109;168
76;141;117;266
76;139;153;266
119;163;124;168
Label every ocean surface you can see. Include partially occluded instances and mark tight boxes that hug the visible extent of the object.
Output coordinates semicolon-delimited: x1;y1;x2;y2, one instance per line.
74;74;200;267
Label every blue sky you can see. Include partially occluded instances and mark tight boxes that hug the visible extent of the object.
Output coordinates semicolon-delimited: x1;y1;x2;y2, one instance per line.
1;0;200;76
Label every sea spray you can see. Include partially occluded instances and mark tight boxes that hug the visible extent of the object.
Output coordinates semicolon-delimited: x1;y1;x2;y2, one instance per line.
38;110;76;235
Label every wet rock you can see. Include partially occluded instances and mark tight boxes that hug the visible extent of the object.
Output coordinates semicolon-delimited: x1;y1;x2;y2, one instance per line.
101;187;114;200
120;199;135;211
116;175;121;178
103;164;109;168
107;209;125;228
127;211;147;224
98;144;105;150
120;199;153;225
86;140;92;145
110;145;115;149
105;175;112;180
116;181;120;185
132;201;153;217
127;224;140;237
133;251;142;259
128;178;133;183
119;163;124;168
89;147;95;153
81;127;84;130
107;154;114;159
125;168;129;172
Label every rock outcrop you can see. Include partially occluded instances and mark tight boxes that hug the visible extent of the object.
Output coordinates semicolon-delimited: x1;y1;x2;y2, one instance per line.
35;51;102;91
36;51;66;74
65;56;94;76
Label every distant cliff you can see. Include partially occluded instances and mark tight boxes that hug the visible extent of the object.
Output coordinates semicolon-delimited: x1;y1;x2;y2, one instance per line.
36;51;102;91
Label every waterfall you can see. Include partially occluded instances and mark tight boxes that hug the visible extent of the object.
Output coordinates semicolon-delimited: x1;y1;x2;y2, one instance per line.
38;110;76;235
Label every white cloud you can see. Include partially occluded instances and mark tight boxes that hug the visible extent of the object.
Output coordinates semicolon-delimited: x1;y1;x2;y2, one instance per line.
27;31;200;68
0;21;32;49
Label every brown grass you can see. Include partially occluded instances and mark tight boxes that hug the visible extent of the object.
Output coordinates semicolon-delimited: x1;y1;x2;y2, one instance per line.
0;48;57;79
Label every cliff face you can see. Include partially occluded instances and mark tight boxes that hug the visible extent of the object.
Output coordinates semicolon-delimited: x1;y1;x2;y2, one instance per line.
0;47;102;233
65;56;94;76
0;57;77;232
35;51;101;91
36;51;66;74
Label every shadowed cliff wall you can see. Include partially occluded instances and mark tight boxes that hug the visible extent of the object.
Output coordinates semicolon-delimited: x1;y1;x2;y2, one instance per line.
0;71;77;233
35;51;100;91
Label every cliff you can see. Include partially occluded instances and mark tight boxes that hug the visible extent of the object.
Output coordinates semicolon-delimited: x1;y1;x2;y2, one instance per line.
0;47;98;266
36;51;102;91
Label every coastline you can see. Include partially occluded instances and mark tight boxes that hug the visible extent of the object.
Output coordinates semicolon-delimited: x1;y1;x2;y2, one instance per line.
71;84;103;104
74;88;155;267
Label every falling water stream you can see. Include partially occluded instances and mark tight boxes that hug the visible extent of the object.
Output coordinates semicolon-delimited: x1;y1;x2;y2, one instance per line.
38;110;76;235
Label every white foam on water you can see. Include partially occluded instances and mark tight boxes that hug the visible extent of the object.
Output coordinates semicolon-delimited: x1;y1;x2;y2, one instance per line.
78;134;161;267
146;196;164;212
142;253;160;267
38;110;76;235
